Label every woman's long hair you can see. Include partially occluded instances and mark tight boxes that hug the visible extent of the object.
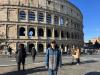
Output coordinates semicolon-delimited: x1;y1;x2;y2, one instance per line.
19;44;24;49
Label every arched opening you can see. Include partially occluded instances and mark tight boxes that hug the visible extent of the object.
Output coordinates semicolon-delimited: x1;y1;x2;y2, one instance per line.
75;33;77;39
28;11;35;21
47;29;52;37
60;17;64;25
18;43;25;47
61;31;64;38
54;16;59;25
19;27;25;36
66;32;70;38
54;30;59;37
38;44;44;52
29;44;35;52
46;13;51;24
19;10;26;20
38;28;44;37
71;33;74;39
38;12;44;22
28;28;35;37
77;34;79;39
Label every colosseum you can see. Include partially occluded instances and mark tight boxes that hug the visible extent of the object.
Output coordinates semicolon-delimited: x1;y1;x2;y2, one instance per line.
0;0;84;53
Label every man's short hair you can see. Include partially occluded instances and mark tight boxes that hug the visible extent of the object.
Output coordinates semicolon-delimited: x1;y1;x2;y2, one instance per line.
51;40;56;44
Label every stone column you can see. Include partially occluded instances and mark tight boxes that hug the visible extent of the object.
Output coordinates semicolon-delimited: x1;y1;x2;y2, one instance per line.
35;27;38;38
52;28;55;39
51;14;54;25
6;25;9;39
35;41;38;52
26;26;28;39
16;24;18;39
44;42;47;53
35;11;38;22
59;30;61;40
7;8;10;21
5;25;7;39
44;27;47;39
26;10;28;22
17;25;19;39
44;12;46;23
59;16;61;26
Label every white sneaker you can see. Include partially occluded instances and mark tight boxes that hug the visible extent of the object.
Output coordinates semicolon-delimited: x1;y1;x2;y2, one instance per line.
76;63;80;65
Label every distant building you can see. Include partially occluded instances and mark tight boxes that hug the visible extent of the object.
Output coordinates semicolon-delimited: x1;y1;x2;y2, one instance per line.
91;37;100;44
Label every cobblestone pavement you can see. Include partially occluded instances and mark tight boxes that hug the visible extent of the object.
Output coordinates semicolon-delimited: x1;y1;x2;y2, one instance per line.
0;55;100;75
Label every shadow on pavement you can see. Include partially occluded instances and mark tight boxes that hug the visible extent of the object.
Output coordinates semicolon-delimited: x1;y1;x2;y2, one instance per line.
62;60;98;66
81;60;98;64
85;72;100;75
1;66;47;75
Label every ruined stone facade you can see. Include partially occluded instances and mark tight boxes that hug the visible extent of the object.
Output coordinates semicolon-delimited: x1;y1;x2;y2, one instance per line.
0;0;84;53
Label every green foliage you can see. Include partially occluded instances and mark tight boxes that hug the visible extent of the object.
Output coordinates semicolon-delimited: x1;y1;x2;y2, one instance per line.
88;40;93;46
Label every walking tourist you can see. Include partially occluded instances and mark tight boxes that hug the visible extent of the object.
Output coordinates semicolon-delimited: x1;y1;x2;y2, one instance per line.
31;47;37;62
8;46;12;57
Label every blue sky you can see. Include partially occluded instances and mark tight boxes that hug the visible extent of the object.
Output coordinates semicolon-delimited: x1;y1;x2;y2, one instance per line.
69;0;100;42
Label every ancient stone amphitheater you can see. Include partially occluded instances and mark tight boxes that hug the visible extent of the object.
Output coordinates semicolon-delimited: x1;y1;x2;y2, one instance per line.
0;0;84;53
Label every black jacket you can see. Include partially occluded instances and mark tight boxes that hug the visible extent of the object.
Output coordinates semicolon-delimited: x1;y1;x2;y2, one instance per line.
16;48;26;63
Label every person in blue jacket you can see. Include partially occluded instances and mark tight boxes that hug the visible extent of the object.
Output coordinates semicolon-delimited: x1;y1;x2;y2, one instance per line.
45;40;61;75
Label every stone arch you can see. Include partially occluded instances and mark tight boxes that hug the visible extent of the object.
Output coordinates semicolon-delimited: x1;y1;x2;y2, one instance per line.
66;32;70;38
54;30;59;37
46;13;51;24
19;10;26;20
61;31;64;38
76;33;78;39
38;28;44;37
19;27;25;36
71;32;74;39
38;12;44;22
28;11;35;21
47;29;52;37
54;15;59;24
28;28;35;36
38;44;44;52
28;43;35;52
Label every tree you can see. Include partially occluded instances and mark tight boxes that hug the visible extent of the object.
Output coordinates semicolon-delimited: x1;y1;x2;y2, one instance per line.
94;40;100;49
88;40;93;46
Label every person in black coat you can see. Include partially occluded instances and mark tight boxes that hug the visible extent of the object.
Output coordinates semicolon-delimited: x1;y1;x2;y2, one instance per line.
8;46;13;57
16;44;27;71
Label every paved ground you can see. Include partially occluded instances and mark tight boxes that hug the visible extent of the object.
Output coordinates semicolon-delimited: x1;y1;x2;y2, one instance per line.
0;54;100;75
